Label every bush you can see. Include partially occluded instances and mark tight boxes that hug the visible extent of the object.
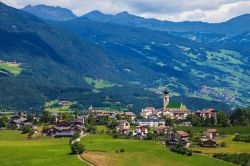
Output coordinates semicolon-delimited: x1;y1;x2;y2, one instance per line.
71;142;85;154
113;134;119;139
22;125;32;134
120;148;125;153
220;141;226;147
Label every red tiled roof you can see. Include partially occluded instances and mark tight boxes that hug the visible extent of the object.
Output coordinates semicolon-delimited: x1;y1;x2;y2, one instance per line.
201;108;216;113
207;129;218;133
176;131;189;137
145;107;155;111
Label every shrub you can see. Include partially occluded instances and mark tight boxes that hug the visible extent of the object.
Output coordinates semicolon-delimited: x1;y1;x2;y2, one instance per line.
220;141;226;147
120;148;125;153
71;142;85;154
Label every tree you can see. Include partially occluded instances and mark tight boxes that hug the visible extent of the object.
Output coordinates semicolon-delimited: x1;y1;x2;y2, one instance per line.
22;125;32;134
40;111;56;124
28;130;34;138
217;111;229;127
230;108;250;126
146;132;155;140
71;142;85;154
165;118;174;126
0;116;9;128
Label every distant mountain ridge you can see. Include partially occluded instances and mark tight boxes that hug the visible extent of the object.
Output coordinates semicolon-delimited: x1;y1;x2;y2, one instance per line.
22;4;76;21
83;10;250;35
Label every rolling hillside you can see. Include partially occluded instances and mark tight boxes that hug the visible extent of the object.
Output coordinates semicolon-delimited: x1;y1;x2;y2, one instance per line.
0;2;247;113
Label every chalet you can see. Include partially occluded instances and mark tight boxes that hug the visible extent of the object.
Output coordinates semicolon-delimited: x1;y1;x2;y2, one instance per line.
200;139;217;147
45;120;85;138
90;110;118;119
175;131;190;140
203;129;219;139
136;119;165;127
195;108;217;119
9;117;27;129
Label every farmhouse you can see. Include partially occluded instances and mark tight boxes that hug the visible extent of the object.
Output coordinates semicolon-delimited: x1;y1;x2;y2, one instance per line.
195;108;217;119
200;139;217;147
175;131;190;140
203;129;219;139
117;120;130;131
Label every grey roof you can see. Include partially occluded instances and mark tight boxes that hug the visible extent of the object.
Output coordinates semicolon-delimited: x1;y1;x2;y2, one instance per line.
54;131;74;136
137;119;165;123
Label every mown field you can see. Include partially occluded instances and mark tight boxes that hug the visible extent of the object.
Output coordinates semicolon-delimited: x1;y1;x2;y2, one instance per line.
0;130;87;166
0;64;22;75
80;134;234;166
191;135;250;154
176;126;250;135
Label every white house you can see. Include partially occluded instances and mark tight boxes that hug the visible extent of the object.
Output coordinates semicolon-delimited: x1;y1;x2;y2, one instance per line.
136;119;165;127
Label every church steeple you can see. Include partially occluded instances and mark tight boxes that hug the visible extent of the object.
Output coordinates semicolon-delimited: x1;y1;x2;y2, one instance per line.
163;90;169;109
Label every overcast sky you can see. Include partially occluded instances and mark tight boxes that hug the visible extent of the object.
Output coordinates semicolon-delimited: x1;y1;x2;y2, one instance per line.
2;0;250;22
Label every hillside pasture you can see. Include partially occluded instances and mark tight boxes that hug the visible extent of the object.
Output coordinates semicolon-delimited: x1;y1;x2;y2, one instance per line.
80;134;234;166
84;77;115;89
0;63;22;75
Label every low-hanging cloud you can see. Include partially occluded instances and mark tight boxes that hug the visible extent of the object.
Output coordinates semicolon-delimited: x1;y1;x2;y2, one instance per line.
1;0;250;22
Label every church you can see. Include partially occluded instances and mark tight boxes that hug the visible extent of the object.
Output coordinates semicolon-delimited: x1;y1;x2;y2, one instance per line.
141;90;190;120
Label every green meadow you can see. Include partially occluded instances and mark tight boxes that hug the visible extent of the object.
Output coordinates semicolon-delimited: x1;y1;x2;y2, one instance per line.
176;126;250;135
0;64;22;76
44;100;76;113
191;135;250;154
84;77;115;89
0;130;87;166
80;134;234;166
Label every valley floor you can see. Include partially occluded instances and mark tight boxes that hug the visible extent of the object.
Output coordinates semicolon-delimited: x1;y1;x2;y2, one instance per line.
0;130;236;166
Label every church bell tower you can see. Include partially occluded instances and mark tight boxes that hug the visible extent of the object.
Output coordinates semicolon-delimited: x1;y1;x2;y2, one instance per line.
163;90;169;109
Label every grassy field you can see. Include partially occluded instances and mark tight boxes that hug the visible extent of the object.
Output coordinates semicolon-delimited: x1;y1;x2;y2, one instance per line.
84;77;115;89
80;134;234;166
44;100;76;113
0;64;22;75
191;135;250;154
176;126;250;135
0;130;87;166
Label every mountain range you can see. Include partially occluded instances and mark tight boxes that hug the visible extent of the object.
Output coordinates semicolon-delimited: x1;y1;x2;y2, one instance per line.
0;2;249;113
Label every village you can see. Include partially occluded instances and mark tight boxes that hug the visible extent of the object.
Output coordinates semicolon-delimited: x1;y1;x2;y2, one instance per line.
0;90;230;152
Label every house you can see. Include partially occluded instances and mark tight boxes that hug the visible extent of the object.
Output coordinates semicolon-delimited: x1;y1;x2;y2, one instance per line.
136;126;148;135
140;107;155;118
203;129;219;139
200;139;217;147
136;119;165;127
175;131;190;140
9;117;27;129
118;120;130;131
54;131;75;138
123;112;136;122
46;120;85;138
195;108;217;119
